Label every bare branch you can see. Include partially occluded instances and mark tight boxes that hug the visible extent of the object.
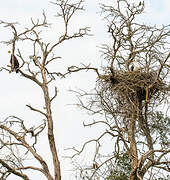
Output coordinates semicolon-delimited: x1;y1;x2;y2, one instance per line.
26;104;47;117
64;64;100;77
0;159;30;180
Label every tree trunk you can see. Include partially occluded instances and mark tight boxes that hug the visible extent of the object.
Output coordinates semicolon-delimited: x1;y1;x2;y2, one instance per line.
128;111;138;180
42;68;61;180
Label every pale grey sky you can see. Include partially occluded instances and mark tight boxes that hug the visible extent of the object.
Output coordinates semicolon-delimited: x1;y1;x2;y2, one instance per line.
0;0;170;179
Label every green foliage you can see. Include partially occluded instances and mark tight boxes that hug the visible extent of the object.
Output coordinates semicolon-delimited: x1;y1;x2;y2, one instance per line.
105;152;131;180
150;111;170;147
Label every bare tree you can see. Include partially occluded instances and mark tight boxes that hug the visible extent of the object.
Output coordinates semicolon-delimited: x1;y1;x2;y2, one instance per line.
67;1;170;180
0;0;90;179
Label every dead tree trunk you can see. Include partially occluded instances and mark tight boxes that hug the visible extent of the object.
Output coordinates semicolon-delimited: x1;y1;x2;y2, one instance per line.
41;67;61;180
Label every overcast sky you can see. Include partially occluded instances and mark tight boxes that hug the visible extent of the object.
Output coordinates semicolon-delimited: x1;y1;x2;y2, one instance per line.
0;0;170;180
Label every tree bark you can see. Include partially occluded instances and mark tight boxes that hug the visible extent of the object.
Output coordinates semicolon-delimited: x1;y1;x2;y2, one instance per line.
41;67;61;180
128;111;138;180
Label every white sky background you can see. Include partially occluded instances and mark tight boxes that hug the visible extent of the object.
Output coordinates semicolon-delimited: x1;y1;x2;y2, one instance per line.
0;0;170;180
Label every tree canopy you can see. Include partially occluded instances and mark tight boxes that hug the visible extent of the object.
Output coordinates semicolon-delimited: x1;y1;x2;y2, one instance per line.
0;0;169;180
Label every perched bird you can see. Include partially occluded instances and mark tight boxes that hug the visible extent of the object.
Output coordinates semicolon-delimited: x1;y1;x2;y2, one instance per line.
8;50;19;73
130;59;140;71
130;63;134;71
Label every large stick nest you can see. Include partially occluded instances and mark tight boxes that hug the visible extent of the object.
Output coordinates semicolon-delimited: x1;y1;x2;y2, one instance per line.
98;70;168;107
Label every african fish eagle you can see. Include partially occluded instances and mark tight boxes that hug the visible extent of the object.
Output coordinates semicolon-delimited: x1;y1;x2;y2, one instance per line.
8;51;19;73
